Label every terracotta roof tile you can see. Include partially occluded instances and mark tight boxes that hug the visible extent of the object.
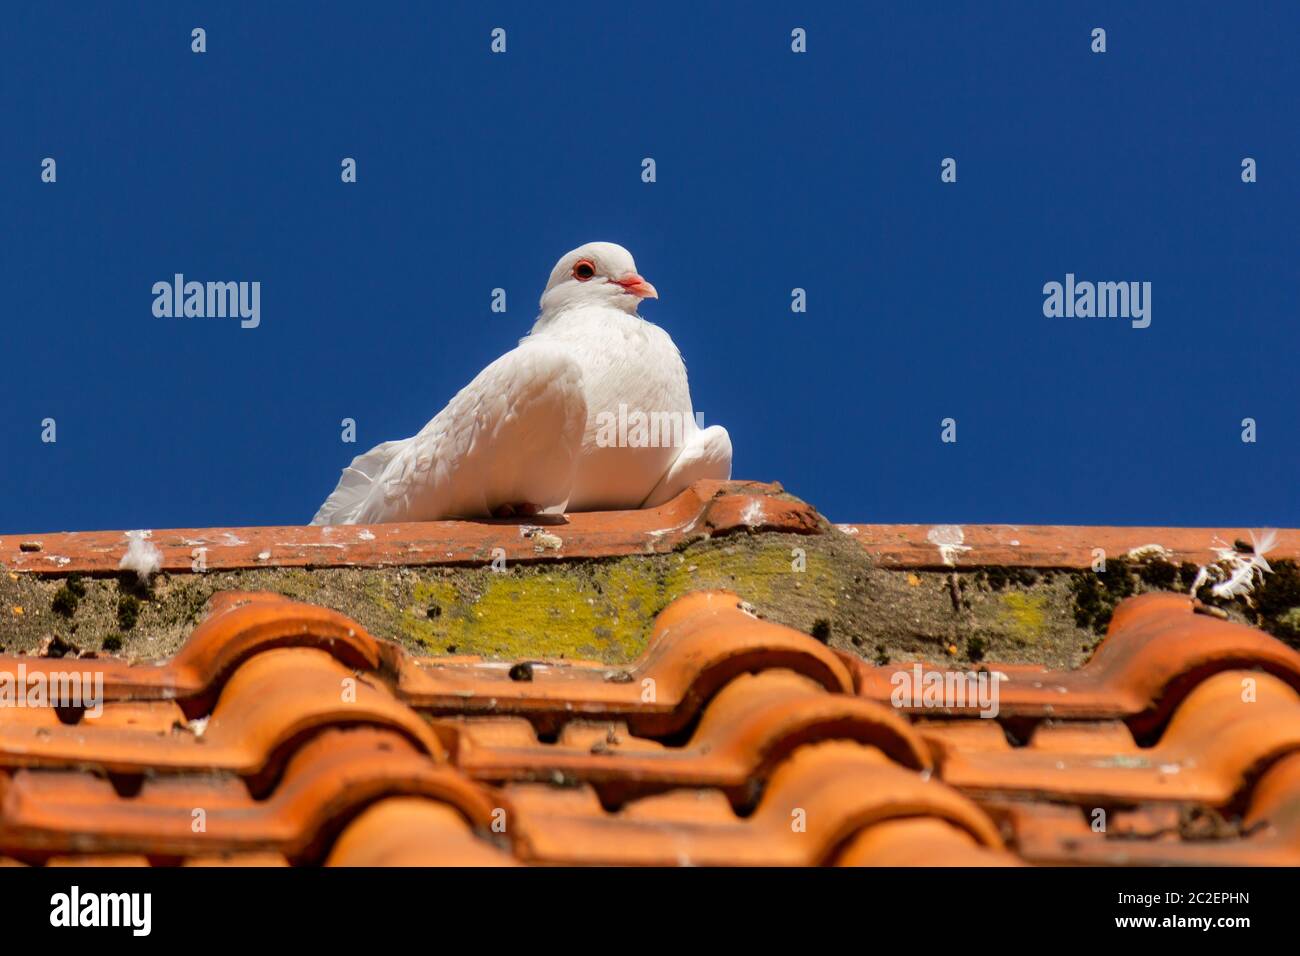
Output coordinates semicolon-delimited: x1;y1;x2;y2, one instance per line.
0;481;819;576
834;818;1023;867
444;668;929;805
924;670;1300;805
504;742;1010;866
0;647;442;782
0;728;495;863
3;515;1300;866
394;589;853;735
1001;750;1300;866
839;524;1300;569
844;592;1300;736
6;590;381;716
325;798;516;867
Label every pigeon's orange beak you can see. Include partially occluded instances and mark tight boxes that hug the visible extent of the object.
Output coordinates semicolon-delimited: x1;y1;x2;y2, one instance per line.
614;274;658;299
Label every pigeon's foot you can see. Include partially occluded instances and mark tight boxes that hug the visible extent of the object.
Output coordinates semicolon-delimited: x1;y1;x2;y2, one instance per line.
491;503;543;519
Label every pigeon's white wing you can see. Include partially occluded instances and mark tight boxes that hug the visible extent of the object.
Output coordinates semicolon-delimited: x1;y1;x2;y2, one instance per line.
312;342;587;524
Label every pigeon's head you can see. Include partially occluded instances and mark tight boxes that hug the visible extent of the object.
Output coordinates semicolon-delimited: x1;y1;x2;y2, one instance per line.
539;242;658;316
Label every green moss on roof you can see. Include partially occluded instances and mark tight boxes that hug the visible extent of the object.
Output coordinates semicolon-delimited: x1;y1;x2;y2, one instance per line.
2;528;1296;668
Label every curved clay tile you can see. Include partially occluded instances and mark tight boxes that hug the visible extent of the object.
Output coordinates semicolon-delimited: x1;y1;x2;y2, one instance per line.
1244;750;1300;831
446;668;930;806
325;798;515;867
2;588;853;741
396;589;853;736
4;577;1299;866
928;670;1300;807
844;592;1300;736
0;729;498;864
0;591;381;718
504;741;1000;866
1005;750;1300;866
833;817;1022;867
0;648;443;780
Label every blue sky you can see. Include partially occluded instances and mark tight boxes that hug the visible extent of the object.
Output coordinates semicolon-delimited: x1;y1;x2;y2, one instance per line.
2;1;1297;533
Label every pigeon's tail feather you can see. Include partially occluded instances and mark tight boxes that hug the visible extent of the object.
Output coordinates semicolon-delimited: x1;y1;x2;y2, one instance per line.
310;440;406;525
640;425;733;509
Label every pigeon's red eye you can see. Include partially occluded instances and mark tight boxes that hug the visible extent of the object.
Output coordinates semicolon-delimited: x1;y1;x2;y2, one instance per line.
572;259;596;281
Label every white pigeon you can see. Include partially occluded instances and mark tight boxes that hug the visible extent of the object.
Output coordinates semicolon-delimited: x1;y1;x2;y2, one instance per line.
312;242;732;525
